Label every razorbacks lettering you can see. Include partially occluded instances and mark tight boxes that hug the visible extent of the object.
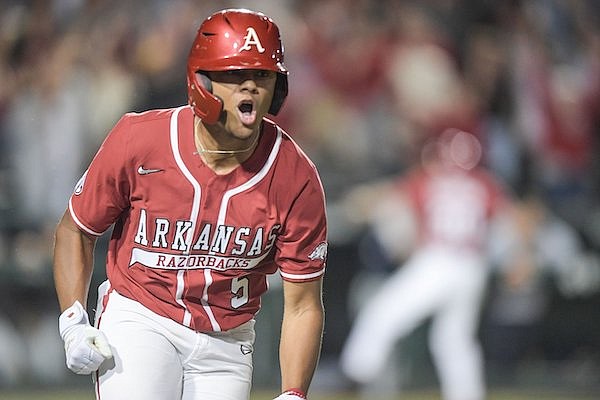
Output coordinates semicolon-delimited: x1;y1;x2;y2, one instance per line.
129;248;270;271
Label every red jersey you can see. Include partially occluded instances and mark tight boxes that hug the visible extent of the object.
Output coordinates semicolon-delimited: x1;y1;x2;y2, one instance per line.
69;106;327;332
400;166;505;252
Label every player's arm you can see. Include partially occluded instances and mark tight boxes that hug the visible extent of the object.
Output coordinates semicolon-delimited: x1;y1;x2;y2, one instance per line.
53;209;96;311
278;278;324;398
53;209;112;374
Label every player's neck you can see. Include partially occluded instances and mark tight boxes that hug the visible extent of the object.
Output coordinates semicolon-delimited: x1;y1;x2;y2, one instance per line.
193;118;259;174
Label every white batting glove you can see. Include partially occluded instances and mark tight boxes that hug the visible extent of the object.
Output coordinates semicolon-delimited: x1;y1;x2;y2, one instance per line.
59;300;113;375
273;389;307;399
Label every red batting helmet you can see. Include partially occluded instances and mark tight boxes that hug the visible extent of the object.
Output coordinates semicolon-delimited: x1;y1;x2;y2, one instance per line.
422;128;482;171
187;9;289;124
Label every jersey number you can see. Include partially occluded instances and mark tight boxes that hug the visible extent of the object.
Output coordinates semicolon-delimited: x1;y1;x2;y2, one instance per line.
231;276;249;309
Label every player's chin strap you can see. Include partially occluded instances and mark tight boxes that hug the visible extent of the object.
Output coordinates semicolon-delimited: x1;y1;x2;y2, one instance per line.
274;388;307;399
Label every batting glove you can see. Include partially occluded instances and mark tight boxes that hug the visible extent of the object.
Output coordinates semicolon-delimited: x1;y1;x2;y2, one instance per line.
273;389;307;399
59;300;113;375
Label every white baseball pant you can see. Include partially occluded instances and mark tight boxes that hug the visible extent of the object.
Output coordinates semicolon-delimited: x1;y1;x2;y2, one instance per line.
93;282;255;400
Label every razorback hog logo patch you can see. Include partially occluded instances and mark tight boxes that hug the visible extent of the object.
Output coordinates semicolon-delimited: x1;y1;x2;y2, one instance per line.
308;242;328;261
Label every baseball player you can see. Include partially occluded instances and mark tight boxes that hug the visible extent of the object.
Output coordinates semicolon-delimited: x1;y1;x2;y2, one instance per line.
340;129;509;400
53;9;327;400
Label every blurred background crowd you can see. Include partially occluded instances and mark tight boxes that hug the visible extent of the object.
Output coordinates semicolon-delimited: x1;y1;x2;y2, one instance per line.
0;0;599;397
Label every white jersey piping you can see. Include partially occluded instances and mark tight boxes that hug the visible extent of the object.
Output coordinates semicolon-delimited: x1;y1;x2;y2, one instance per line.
169;106;198;327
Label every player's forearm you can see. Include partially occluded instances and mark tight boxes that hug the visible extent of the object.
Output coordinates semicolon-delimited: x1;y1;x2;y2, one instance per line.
279;298;324;393
53;211;96;311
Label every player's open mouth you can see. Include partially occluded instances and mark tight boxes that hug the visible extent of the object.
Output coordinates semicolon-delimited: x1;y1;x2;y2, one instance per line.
237;100;257;125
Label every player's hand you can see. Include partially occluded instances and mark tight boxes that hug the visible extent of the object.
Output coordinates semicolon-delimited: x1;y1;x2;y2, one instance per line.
273;389;307;399
59;300;113;375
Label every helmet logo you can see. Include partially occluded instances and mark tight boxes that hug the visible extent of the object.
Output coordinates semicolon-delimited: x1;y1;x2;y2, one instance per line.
240;27;265;53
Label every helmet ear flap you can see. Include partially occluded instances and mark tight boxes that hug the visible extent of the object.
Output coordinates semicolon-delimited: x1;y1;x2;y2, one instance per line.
268;74;288;116
197;72;213;94
187;71;223;124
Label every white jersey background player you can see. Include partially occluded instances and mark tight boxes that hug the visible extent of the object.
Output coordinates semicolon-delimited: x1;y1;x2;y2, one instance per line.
340;129;509;400
53;9;327;400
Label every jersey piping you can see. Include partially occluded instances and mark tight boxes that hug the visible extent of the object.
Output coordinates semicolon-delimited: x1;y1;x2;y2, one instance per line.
280;268;325;281
169;106;199;327
69;198;104;236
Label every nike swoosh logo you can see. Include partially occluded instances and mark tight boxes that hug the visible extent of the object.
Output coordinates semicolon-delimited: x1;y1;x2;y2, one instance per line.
137;166;164;175
240;344;253;355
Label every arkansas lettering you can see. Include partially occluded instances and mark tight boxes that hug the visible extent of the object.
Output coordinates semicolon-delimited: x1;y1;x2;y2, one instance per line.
131;209;280;270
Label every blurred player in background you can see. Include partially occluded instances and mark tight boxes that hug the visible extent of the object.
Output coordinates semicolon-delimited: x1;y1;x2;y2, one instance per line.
53;9;327;400
340;129;510;400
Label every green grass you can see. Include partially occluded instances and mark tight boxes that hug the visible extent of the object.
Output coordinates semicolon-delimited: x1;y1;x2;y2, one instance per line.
0;389;598;400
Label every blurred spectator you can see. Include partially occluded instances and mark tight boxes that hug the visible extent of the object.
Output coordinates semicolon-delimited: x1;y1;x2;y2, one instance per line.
509;0;600;229
484;190;600;382
1;4;90;385
385;3;480;139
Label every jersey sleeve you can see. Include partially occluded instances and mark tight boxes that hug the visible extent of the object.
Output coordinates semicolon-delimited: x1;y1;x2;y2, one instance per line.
275;169;327;282
68;115;132;235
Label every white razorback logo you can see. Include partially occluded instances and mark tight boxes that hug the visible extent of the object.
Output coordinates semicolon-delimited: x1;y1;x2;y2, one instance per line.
240;27;265;53
308;242;328;261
